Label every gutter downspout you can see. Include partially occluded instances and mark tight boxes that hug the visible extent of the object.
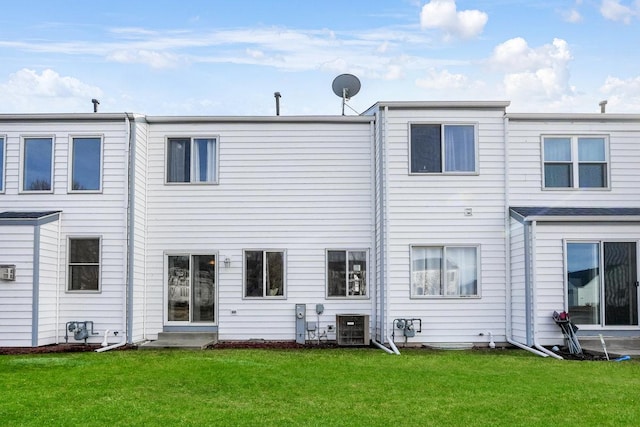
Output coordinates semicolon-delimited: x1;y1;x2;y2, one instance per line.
503;115;548;358
530;220;563;359
125;113;133;345
95;336;127;352
55;215;61;344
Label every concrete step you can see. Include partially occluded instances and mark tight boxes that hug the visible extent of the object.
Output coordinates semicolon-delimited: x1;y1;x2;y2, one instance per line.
139;332;218;350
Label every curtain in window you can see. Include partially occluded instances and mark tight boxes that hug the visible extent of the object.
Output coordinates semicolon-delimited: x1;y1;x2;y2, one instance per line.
578;138;605;161
168;139;190;182
445;247;477;296
444;125;474;172
193;138;216;183
412;247;443;295
544;138;571;161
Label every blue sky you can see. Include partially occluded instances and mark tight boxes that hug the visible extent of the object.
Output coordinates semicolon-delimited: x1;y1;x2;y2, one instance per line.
0;0;639;115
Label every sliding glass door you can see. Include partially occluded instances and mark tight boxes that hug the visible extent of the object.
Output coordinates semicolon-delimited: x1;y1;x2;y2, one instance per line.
567;242;638;327
167;254;216;323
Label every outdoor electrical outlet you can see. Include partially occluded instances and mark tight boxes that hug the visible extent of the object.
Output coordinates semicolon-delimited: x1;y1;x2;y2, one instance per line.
327;325;335;332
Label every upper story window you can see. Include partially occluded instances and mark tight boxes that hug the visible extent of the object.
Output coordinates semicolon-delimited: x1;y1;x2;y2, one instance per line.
68;237;101;292
71;137;102;192
410;124;476;174
543;136;608;189
244;250;285;298
167;137;218;184
327;249;367;298
411;245;479;298
0;137;4;193
23;137;53;192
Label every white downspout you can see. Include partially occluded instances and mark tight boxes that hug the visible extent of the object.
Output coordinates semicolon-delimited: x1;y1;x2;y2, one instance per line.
530;220;563;359
503;115;548;358
95;335;127;352
55;214;62;344
371;339;394;354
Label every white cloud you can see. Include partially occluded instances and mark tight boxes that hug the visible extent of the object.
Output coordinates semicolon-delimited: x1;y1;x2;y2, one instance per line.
488;38;575;103
415;68;468;89
599;75;640;111
600;0;636;24
420;0;488;40
107;49;182;68
0;68;103;113
563;9;583;23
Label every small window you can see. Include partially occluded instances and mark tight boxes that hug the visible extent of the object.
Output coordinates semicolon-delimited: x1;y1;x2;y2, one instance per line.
411;246;478;297
0;137;5;193
167;137;218;183
23;137;53;192
71;137;101;191
410;124;476;173
327;250;367;297
68;238;100;291
244;250;285;298
543;136;608;189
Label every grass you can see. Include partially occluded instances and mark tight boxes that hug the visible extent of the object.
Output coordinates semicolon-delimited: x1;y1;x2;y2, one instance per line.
1;348;639;426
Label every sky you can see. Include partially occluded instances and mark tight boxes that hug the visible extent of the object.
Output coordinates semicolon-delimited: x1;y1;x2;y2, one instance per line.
0;0;639;116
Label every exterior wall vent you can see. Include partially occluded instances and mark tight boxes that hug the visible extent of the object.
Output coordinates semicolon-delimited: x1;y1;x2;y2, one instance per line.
336;314;370;346
0;265;16;281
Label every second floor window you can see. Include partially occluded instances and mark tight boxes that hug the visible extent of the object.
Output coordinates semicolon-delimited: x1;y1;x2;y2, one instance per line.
23;137;53;192
167;137;218;184
543;136;608;189
71;137;102;191
410;124;476;173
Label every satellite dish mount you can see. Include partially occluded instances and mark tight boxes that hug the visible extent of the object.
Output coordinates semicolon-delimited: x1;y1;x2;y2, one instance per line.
332;74;361;115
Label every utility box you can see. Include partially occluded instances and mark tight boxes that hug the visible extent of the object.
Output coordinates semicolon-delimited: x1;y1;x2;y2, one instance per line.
0;265;16;281
336;314;370;346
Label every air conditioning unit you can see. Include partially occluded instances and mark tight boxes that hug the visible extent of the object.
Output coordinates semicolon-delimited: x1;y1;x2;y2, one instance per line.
0;265;16;281
336;314;370;346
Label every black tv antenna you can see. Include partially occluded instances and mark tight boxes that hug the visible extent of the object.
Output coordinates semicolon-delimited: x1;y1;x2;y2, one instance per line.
332;74;361;115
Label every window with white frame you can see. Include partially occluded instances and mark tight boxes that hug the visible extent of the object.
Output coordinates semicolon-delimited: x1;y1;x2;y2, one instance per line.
327;250;367;297
410;124;476;173
543;136;608;188
68;237;100;291
71;137;102;191
244;250;285;298
167;137;218;183
0;137;4;192
23;137;53;191
411;246;478;297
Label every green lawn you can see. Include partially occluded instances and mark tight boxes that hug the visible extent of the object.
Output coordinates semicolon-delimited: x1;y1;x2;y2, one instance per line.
1;348;638;426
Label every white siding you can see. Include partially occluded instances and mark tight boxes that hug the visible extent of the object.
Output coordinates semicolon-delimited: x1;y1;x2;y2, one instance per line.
382;107;507;345
131;117;148;342
532;222;640;345
509;218;527;343
37;220;60;346
509;119;640;207
0;225;34;347
144;120;374;341
0;118;129;345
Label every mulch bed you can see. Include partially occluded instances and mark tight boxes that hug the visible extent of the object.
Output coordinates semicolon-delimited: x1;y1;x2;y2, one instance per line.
0;344;137;355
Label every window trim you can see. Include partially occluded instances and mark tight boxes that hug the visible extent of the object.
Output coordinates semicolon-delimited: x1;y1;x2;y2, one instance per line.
0;135;5;194
20;135;55;193
242;249;287;299
541;135;610;190
165;135;220;185
410;244;481;299
68;134;104;193
408;122;479;175
67;236;102;293
325;248;369;299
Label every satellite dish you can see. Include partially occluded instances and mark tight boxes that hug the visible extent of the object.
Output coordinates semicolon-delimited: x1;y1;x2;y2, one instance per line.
332;74;361;115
